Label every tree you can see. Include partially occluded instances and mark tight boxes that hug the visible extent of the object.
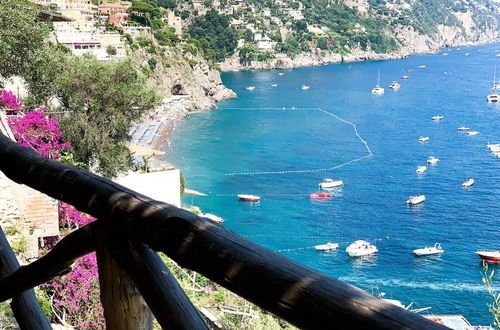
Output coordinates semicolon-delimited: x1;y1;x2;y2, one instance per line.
54;56;159;178
0;0;49;79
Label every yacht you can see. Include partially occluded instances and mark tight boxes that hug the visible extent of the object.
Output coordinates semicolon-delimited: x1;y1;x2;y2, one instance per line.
487;143;500;149
442;53;449;56
401;75;410;80
237;194;260;202
427;156;439;165
271;83;278;87
431;115;444;120
388;81;400;89
465;53;470;56
346;240;378;257
372;70;384;94
476;251;500;263
462;178;474;187
457;126;470;131
314;242;339;251
413;243;444;256
301;85;310;90
278;72;285;76
418;65;427;68
406;195;426;205
416;165;427;174
245;86;256;91
318;178;343;189
487;66;499;102
467;131;479;136
419;136;430;142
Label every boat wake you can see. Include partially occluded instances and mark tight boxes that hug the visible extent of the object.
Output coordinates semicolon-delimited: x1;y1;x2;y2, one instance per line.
225;107;373;176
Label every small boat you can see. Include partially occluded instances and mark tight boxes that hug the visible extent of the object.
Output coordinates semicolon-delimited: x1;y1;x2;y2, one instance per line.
462;178;474;187
314;242;339;251
487;92;499;102
346;240;378;257
467;131;479;136
418;65;427;68
465;53;470;56
203;213;224;223
476;251;500;263
301;85;310;90
431;115;444;120
278;72;285;76
310;192;332;198
427;156;439;165
245;86;256;91
389;81;400;89
442;53;449;56
372;70;384;94
419;136;430;142
406;195;426;205
486;143;500;149
406;69;413;72
271;83;278;87
401;75;410;80
318;178;343;189
413;243;444;256
237;194;260;202
457;126;470;131
416;165;427;174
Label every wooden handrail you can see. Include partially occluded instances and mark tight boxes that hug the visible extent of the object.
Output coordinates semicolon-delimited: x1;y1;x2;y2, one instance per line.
0;134;448;329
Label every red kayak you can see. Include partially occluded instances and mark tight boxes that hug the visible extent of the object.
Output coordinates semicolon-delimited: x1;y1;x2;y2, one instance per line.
476;251;500;263
310;193;332;198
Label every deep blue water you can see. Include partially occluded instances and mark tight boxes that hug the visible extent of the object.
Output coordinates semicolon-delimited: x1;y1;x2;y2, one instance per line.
167;44;500;325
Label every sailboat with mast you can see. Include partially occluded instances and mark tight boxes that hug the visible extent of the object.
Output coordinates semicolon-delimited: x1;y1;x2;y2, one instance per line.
372;70;384;95
487;66;499;103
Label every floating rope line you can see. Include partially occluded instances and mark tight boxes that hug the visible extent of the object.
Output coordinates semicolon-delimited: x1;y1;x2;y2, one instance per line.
224;107;373;176
273;237;390;253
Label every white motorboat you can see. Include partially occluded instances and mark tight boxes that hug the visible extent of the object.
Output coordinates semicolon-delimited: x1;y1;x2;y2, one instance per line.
427;156;439;165
476;250;500;263
271;83;278;87
406;195;426;205
413;243;444;256
301;85;310;90
418;65;427;68
465;53;470;56
401;75;410;80
419;136;430;142
467;131;479;136
237;194;260;202
487;92;499;102
372;70;384;94
487;143;500;150
462;178;474;187
457;126;470;131
319;178;343;189
245;86;256;91
442;53;449;56
278;72;285;76
346;240;378;257
314;242;339;251
431;115;444;120
389;81;400;89
202;213;224;223
416;166;427;174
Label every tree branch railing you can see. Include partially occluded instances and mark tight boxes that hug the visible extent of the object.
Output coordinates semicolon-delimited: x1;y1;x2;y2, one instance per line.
0;134;448;329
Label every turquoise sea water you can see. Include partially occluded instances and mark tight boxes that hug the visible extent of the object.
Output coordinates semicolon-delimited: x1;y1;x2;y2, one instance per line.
167;44;500;325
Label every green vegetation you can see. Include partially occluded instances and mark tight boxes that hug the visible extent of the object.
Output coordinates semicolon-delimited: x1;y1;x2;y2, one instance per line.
482;262;500;328
187;9;237;62
408;0;463;36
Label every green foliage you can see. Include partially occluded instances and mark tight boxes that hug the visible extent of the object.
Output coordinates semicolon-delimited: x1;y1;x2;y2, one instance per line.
0;301;16;329
54;56;159;178
187;9;237;62
154;27;179;46
0;0;49;79
129;0;163;26
482;262;500;328
106;45;117;56
148;57;157;70
179;171;185;195
409;0;463;35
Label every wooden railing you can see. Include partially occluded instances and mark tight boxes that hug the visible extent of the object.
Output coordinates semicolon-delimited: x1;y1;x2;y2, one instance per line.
0;134;448;329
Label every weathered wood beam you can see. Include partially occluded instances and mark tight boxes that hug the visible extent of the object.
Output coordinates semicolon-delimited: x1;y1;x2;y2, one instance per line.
97;224;209;330
0;223;95;302
0;226;51;330
95;228;153;330
0;134;447;329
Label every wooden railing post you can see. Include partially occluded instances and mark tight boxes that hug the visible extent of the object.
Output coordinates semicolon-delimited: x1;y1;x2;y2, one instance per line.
94;228;153;330
0;226;51;330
